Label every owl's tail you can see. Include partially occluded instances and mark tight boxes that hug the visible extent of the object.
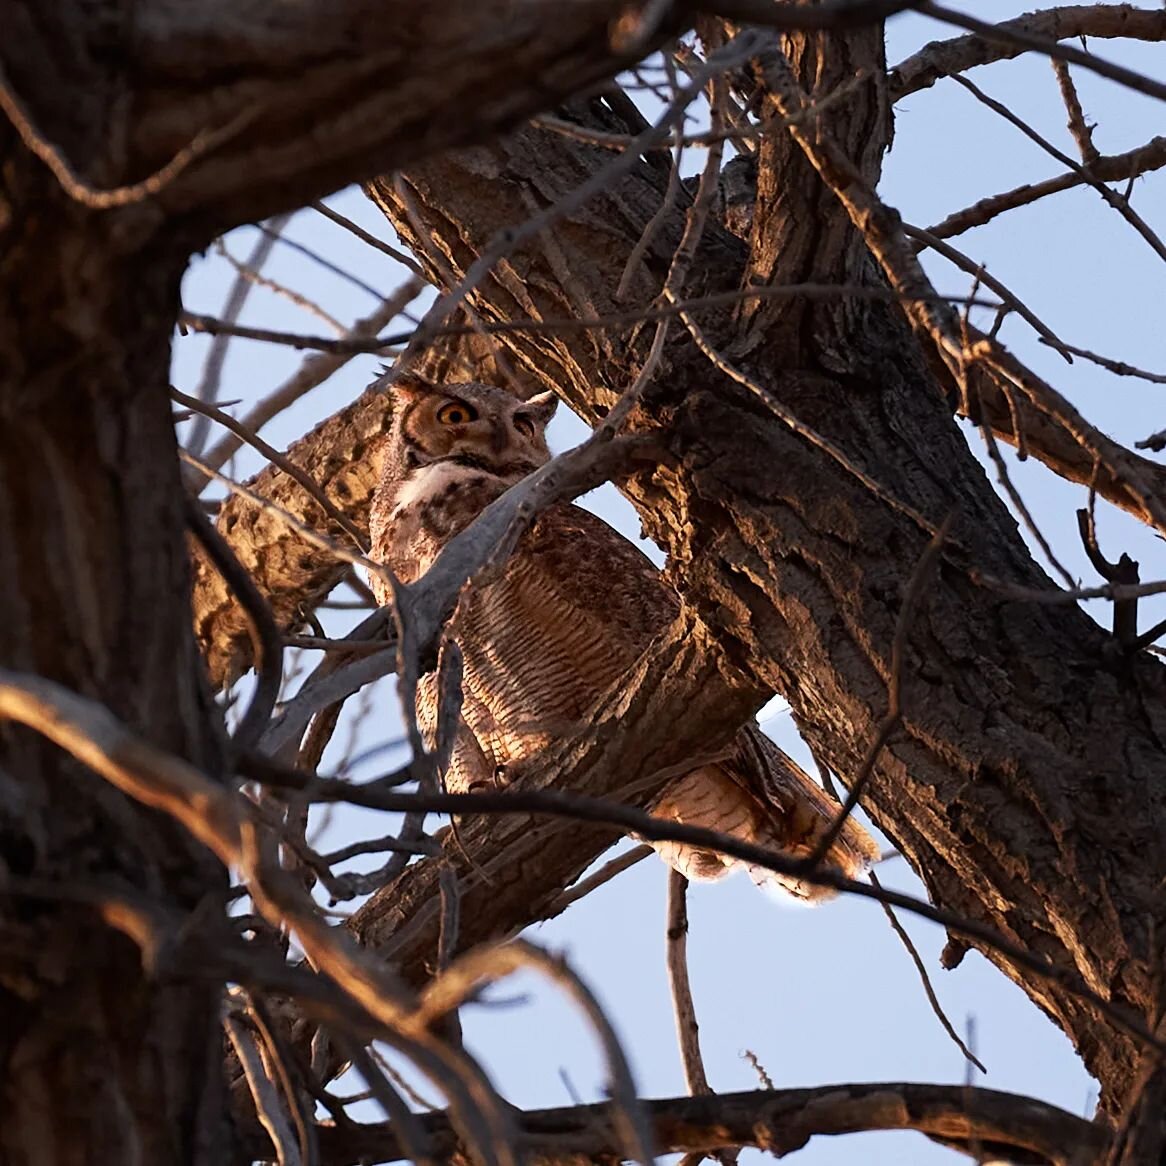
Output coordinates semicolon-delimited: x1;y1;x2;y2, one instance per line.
648;725;881;903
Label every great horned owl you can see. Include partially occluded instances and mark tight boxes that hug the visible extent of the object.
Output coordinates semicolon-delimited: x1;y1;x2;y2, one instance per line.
369;376;878;899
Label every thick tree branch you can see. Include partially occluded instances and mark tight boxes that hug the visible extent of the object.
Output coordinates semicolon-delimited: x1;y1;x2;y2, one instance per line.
922;134;1166;243
3;0;688;232
3;0;940;236
256;1084;1105;1166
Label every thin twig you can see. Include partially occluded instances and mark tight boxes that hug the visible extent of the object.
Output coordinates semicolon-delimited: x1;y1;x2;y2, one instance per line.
903;223;1072;362
177;281;998;356
241;990;319;1166
870;870;987;1074
216;237;346;333
187;213;291;457
741;1050;775;1091
311;201;425;275
225;1008;303;1166
923;135;1166;244
952;72;1166;265
547;844;655;914
666;872;712;1096
974;380;1076;589
532;114;761;150
255;224;391;301
1051;58;1100;165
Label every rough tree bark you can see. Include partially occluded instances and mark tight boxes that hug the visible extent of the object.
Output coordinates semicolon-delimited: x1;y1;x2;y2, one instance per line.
0;125;231;1166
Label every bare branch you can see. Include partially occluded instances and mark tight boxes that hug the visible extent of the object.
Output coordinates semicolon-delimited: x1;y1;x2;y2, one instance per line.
666;872;712;1096
1051;58;1100;165
923;135;1166;244
287;1083;1104;1166
225;1008;303;1166
950;72;1166;266
186;213;291;457
891;4;1166;100
416;939;655;1166
546;844;655;915
869;870;986;1074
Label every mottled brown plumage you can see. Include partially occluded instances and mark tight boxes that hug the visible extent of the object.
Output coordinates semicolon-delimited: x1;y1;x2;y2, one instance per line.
370;376;878;899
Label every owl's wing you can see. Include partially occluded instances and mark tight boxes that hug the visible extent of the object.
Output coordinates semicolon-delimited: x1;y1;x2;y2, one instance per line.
518;510;879;897
648;732;879;901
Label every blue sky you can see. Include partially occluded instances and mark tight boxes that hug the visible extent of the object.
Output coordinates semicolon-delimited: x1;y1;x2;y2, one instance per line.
174;6;1165;1161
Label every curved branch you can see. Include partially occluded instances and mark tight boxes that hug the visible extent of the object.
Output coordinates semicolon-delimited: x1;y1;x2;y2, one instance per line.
922;134;1166;243
291;1084;1104;1166
891;4;1166;100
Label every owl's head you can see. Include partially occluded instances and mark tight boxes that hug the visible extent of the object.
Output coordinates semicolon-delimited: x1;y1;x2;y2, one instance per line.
385;376;557;485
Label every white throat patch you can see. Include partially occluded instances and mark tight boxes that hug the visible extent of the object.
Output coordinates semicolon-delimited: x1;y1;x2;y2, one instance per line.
390;461;486;518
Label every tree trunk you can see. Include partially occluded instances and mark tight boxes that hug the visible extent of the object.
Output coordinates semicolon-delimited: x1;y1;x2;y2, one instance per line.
0;134;229;1161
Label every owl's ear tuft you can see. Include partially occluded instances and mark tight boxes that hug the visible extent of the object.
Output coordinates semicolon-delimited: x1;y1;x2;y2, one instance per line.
386;372;439;402
525;391;558;425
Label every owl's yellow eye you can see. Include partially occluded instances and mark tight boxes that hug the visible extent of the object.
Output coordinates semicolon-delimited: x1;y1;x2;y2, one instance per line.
436;401;477;425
